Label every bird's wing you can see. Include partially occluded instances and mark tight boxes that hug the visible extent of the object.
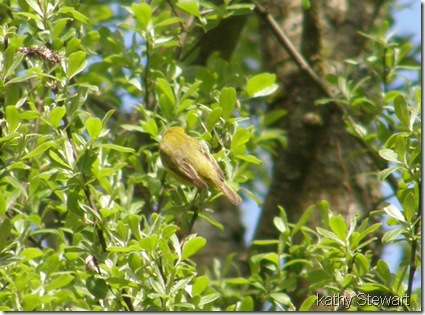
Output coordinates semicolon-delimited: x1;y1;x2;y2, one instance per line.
180;159;208;189
160;145;208;189
200;146;225;181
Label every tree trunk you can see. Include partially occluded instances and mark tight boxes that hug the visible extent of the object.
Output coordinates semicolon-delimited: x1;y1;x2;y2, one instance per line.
253;0;386;308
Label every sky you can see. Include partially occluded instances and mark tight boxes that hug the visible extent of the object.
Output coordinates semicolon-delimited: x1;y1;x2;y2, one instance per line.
391;0;421;45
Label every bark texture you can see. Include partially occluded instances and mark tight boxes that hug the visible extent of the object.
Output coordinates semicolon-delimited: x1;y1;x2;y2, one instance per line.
253;0;386;308
255;0;384;240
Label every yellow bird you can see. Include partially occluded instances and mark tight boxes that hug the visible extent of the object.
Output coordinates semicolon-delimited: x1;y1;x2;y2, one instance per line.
159;126;242;205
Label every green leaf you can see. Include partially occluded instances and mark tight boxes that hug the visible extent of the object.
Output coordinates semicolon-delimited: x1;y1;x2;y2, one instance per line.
342;274;353;288
207;107;222;130
0;219;11;251
22;141;54;159
348;121;367;138
22;293;40;311
58;7;89;23
6;73;38;85
270;292;291;305
231;128;251;151
176;1;200;17
379;148;399;163
251;239;279;246
50;107;66;128
393;95;409;127
225;277;250;285
177;99;194;114
376;259;391;281
3;45;24;79
49;150;71;170
192;275;209;295
378;166;404;180
0;194;5;216
143;119;158;137
157;78;176;107
107;277;138;287
382;227;403;244
358;222;381;239
291;205;313;237
96;144;135;153
234;154;262;164
227;3;255;13
45;274;74;291
26;0;43;15
139;234;158;252
76;148;98;175
251;252;279;266
199;293;220;306
150;277;166;295
126;214;142;241
43;253;59;275
384;90;402;103
383;204;405;222
301;0;311;9
21;248;43;261
85;117;102;139
170;277;193;295
299;295;317;311
319;200;330;228
198;212;224;230
236;296;254;311
52;18;68;40
67;51;87;79
19;110;40;120
263;109;287;126
107;245;140;253
220;87;237;119
155;17;181;28
5;105;20;132
402;191;417;223
128;253;142;271
5;85;20;106
329;215;347;242
121;124;146;133
86;277;109;299
132;2;152;30
316;227;345;245
354;253;370;277
273;216;286;233
182;237;206;260
394;134;407;165
246;73;278;98
157;78;175;119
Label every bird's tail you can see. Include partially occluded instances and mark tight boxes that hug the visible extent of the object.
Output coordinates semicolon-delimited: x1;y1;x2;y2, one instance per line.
218;181;242;205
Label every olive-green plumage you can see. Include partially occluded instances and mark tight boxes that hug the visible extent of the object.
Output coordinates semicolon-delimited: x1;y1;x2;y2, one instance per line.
159;126;242;205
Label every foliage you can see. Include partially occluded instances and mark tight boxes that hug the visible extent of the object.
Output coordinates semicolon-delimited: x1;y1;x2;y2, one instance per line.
0;0;420;311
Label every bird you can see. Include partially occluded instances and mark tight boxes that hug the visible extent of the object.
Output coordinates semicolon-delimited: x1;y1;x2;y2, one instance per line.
159;126;242;205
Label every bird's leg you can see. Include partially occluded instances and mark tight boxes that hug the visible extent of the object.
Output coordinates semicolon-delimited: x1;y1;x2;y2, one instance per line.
186;209;198;236
186;189;201;236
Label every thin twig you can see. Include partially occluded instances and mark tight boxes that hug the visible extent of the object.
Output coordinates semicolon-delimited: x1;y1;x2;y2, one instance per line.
406;182;421;308
186;190;201;236
166;0;194;60
253;0;331;99
58;93;108;253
